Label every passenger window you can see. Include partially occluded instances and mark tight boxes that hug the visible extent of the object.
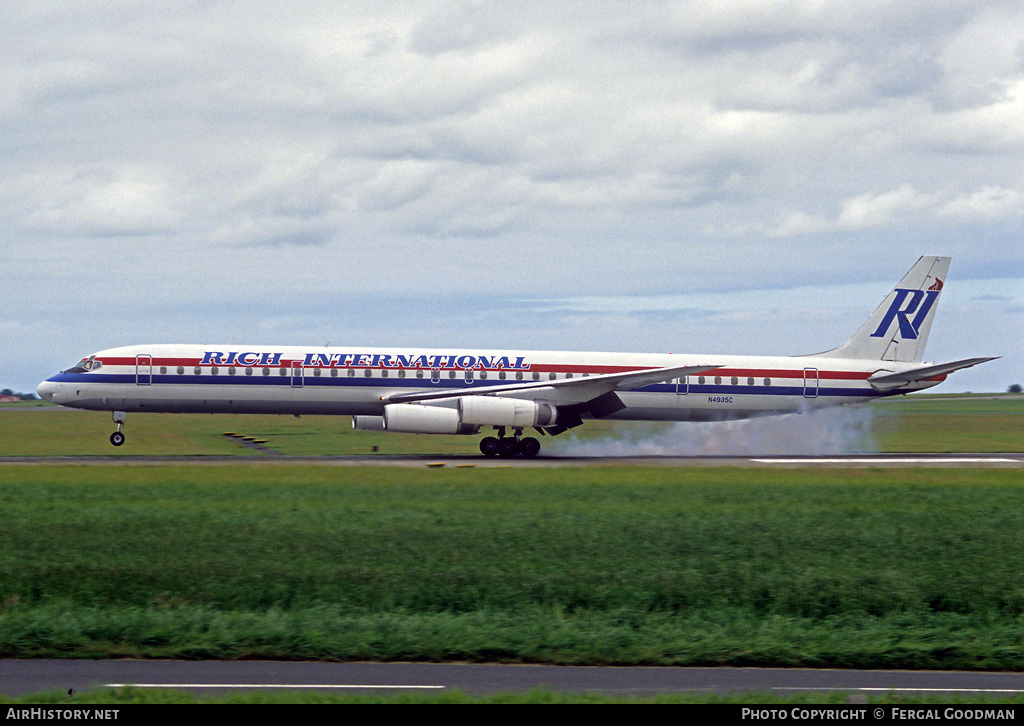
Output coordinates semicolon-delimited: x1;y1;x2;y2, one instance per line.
194;366;201;375
747;377;754;386
263;368;270;376
245;368;253;376
764;378;771;386
177;366;184;375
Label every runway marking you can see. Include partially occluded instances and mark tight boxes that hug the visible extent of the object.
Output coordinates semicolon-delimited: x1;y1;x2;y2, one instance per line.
106;683;445;690
751;458;1017;464
775;687;1024;694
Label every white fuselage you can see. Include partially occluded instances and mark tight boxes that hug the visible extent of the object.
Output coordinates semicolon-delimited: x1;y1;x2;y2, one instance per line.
38;343;940;423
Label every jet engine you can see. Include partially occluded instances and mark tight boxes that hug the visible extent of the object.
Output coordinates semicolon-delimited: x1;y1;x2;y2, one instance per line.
370;397;557;435
383;403;478;435
351;415;386;431
457;396;557;428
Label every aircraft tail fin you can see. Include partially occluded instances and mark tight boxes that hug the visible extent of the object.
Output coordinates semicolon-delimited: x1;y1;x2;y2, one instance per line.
815;255;950;362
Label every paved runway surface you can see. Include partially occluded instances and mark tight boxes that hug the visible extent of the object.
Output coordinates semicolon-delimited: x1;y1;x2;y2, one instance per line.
4;660;1024;698
2;453;1023;467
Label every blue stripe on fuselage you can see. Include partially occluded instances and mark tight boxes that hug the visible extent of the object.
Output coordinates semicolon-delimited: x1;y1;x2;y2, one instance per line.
46;371;889;398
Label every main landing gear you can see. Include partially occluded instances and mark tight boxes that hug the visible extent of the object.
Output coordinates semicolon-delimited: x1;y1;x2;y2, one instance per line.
109;411;126;447
479;429;541;458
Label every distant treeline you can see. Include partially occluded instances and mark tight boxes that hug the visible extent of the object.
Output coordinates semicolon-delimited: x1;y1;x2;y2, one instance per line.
0;389;38;401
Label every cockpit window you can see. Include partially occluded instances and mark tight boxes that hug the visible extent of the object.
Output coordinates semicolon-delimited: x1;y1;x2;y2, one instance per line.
64;356;102;373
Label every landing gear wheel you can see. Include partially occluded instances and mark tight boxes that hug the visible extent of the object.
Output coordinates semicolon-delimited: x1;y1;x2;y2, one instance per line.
479;436;499;457
110;411;127;447
497;437;521;457
520;437;541;458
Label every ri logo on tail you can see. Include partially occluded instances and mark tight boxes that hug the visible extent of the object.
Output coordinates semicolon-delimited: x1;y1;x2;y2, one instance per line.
870;278;942;341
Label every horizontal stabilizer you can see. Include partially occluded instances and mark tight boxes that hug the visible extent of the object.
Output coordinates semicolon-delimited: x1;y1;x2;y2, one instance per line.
867;357;999;391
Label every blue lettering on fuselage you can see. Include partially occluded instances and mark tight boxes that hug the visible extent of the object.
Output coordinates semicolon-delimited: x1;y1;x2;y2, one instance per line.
199;351;533;370
304;353;334;367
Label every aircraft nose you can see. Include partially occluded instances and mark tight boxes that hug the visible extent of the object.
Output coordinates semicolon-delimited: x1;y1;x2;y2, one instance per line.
37;379;59;403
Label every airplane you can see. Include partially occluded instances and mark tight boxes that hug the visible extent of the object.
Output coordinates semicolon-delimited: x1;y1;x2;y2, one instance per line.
37;256;996;457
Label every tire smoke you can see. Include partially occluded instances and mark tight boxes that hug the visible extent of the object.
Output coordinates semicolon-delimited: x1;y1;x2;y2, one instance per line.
549;406;878;457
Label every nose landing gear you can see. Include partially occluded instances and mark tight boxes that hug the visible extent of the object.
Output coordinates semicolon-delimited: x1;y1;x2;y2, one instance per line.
109;411;127;446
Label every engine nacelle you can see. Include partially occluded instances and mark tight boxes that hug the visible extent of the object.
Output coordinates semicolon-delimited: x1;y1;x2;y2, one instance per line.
383;403;478;435
351;415;386;431
458;396;556;428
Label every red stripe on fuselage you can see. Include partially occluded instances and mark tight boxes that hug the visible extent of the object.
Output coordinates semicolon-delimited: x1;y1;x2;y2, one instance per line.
97;356;873;380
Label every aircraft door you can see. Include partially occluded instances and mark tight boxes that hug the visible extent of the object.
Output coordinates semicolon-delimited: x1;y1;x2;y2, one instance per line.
675;375;689;395
803;368;819;398
136;354;152;386
291;361;304;388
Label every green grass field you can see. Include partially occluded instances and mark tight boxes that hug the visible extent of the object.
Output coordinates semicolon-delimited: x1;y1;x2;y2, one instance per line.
2;464;1024;671
870;395;1024;453
1;395;1023;703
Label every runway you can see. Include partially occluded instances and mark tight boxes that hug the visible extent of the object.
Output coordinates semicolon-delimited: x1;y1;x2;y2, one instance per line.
4;660;1024;698
1;453;1022;467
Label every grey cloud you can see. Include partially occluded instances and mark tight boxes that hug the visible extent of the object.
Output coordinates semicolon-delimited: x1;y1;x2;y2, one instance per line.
3;1;1023;394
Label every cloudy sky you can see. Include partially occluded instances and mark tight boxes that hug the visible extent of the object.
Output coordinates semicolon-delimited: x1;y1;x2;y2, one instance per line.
4;1;1022;394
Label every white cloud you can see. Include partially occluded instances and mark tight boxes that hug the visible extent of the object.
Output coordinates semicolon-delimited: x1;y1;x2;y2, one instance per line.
940;186;1024;221
16;165;179;236
836;185;942;229
769;183;1024;237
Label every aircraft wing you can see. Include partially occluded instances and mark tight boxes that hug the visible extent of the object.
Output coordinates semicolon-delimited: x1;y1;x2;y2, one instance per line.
384;363;722;406
866;357;999;391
